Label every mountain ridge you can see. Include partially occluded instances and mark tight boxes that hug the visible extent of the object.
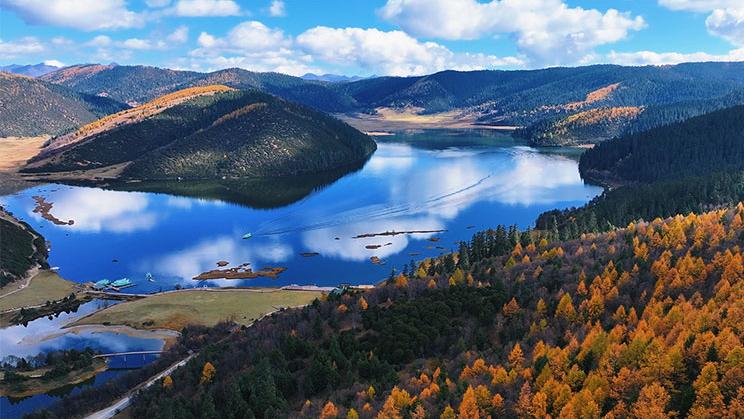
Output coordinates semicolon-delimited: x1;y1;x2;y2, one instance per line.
39;61;744;145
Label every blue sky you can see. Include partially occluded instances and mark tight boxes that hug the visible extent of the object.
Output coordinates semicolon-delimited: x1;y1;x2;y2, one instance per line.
1;0;744;76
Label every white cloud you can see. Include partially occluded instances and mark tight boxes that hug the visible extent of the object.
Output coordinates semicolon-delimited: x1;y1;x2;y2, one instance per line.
606;48;744;66
88;35;113;47
167;25;190;43
190;21;522;76
226;21;291;51
1;0;143;31
189;21;320;75
269;0;286;17
296;26;523;76
0;37;44;59
51;37;74;46
43;59;65;67
197;32;220;48
172;0;240;16
658;1;744;47
706;8;744;46
121;38;155;50
379;0;645;66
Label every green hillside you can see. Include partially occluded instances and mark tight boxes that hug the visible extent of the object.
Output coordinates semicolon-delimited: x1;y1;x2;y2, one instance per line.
23;89;376;179
0;207;48;287
0;72;128;137
537;105;744;240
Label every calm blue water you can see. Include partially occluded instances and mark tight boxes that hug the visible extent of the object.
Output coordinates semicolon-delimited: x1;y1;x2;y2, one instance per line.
0;130;602;418
0;131;602;292
1;369;127;419
0;300;166;419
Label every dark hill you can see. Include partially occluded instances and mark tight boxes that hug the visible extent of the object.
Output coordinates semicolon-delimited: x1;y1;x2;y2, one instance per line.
23;88;376;179
579;105;744;183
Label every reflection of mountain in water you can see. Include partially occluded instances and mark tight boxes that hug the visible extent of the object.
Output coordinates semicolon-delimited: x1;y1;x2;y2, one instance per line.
107;161;366;209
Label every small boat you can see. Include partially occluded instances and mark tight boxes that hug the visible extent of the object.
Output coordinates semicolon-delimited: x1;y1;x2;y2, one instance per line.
110;278;134;290
93;279;110;290
242;233;253;239
146;272;155;282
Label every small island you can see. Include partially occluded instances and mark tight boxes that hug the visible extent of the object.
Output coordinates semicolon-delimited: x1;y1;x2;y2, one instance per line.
0;348;106;398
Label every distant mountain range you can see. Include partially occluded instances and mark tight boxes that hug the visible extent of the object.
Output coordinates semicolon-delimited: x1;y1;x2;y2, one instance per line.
23;85;376;180
0;62;61;77
301;73;368;83
0;72;128;137
31;61;744;145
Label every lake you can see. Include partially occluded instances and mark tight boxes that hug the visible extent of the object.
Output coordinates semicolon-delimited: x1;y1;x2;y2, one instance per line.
0;131;601;292
0;130;602;417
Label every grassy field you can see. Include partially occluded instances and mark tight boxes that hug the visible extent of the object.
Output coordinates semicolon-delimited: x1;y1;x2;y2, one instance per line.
0;136;47;172
71;288;322;331
0;270;77;312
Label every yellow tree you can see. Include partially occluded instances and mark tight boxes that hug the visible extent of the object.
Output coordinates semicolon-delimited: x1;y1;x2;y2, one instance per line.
358;296;369;311
320;401;339;419
440;405;456;419
458;386;480;419
200;361;216;384
503;298;521;317
555;293;576;321
631;383;673;418
346;408;360;419
162;375;173;390
508;343;525;372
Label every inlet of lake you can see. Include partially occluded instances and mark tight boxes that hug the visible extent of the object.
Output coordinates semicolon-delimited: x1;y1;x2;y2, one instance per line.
0;130;603;417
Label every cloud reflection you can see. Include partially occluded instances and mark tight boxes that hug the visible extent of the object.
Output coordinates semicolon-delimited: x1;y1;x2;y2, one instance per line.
142;235;293;283
300;143;598;261
28;188;158;233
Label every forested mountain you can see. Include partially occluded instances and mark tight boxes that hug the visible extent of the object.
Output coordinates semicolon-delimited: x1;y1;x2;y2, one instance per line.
537;105;744;240
0;207;48;287
30;205;744;418
580;105;744;183
22;86;376;179
40;64;355;110
39;62;744;145
0;63;61;77
0;72;128;137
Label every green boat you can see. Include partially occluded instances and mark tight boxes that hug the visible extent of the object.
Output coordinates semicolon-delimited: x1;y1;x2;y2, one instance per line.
242;233;253;239
93;279;110;290
111;278;133;288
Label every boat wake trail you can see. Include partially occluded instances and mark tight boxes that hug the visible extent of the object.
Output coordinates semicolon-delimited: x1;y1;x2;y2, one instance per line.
251;174;494;237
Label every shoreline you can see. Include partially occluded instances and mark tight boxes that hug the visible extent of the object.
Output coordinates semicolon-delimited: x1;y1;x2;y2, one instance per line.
0;358;108;398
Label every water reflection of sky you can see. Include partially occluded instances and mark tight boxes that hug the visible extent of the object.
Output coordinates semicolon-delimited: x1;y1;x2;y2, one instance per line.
0;300;164;359
2;133;602;291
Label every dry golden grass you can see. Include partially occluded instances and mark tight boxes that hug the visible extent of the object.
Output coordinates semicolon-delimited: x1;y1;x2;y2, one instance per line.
562;106;643;126
0;136;48;172
71;288;322;331
0;271;77;312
